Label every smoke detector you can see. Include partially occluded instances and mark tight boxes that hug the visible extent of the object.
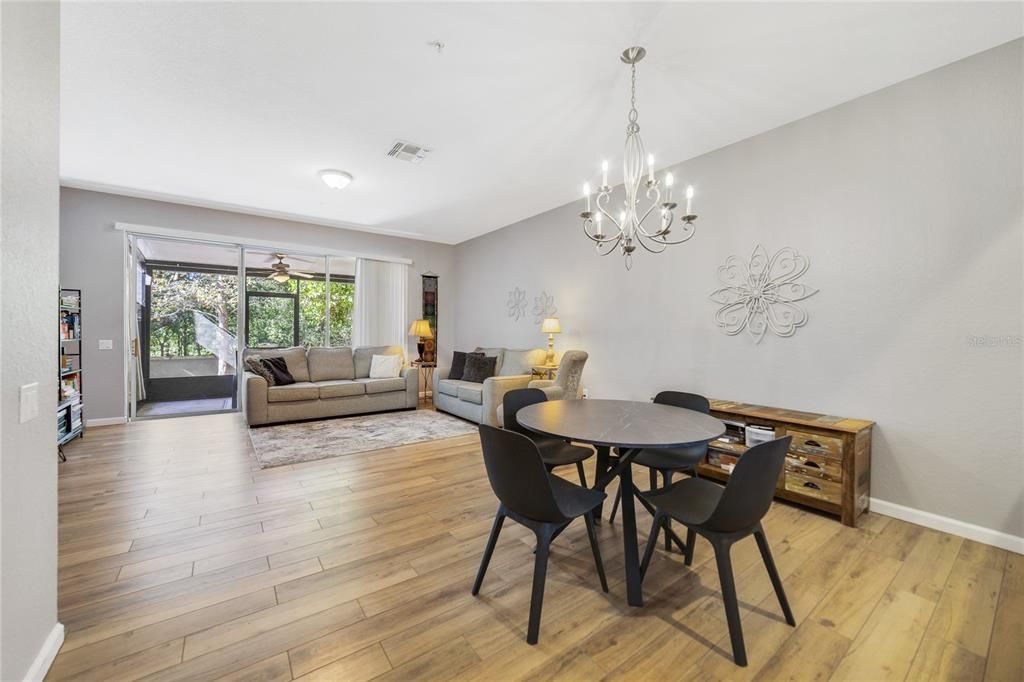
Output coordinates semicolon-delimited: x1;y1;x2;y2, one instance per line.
386;140;432;164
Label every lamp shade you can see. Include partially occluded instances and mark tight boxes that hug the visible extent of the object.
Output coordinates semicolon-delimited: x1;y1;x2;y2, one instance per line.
541;317;561;334
408;319;434;338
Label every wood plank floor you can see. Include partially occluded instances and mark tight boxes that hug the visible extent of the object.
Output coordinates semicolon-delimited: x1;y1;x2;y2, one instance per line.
50;412;1022;681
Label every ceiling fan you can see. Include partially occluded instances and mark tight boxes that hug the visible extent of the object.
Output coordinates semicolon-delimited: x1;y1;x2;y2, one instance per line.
266;253;314;283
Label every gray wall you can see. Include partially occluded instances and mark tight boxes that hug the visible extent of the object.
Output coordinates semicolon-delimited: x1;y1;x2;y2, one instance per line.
59;188;457;420
1;1;61;678
454;40;1023;536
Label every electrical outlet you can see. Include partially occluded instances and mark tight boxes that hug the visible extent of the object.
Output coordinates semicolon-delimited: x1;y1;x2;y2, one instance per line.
98;339;113;350
581;388;590;399
20;383;39;423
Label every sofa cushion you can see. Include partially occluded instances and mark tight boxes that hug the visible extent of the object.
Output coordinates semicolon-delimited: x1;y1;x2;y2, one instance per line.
475;347;505;375
307;347;355;381
457;384;484;404
244;356;276;385
357;377;407;394
499;348;547;376
437;378;474;397
354;345;404;378
273;346;311;382
463;354;497;384
261;357;295;385
449;350;484;381
369;353;403;379
267;382;319;402
317;379;365;399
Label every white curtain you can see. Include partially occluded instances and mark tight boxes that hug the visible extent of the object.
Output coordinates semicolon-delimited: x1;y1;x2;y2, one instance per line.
353;258;409;349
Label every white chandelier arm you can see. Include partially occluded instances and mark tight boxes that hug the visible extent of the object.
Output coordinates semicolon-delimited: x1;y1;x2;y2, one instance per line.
583;219;623;244
635;234;668;254
596;235;622;256
633;184;667;238
649;219;697;245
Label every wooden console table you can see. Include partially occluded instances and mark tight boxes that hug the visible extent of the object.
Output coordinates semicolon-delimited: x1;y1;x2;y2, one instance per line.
699;400;874;527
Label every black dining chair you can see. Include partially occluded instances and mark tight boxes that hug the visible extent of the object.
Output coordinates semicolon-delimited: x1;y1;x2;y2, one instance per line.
503;388;594;486
639;436;795;667
472;424;608;645
609;391;711;552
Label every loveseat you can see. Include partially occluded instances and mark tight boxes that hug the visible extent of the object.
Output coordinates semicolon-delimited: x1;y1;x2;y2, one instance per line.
432;347;547;427
243;345;417;426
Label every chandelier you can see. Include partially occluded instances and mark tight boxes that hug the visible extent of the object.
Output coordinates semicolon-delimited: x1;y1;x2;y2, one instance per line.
580;46;698;270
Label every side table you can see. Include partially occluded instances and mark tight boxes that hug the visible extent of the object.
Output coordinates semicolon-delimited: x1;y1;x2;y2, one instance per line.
411;361;436;404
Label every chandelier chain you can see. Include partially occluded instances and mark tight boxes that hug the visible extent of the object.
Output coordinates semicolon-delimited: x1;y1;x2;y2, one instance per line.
628;62;638;124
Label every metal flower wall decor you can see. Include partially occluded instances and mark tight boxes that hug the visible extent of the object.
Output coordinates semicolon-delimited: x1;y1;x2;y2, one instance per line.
710;245;818;343
533;291;557;325
506;287;527;321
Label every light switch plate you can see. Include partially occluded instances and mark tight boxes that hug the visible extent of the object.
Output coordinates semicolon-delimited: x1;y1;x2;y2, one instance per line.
98;339;113;350
20;383;39;423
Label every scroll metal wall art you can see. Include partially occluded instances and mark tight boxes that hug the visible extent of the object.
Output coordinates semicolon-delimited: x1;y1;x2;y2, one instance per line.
710;245;818;344
507;287;527;321
532;291;557;325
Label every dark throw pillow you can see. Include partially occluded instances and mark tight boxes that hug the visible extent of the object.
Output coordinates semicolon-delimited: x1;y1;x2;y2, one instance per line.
449;351;484;381
260;356;295;386
244;357;275;386
462;354;497;384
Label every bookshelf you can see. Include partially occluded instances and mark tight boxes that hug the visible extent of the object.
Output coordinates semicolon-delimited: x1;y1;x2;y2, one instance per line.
58;288;84;460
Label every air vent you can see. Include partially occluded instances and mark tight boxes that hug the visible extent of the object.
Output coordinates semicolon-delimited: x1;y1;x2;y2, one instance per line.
386;139;432;164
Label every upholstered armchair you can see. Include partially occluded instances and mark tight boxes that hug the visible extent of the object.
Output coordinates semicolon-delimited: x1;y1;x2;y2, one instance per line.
529;350;588;400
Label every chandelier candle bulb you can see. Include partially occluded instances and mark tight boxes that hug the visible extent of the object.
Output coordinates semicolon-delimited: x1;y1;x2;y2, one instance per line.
583;182;591;212
601;160;609;187
647;154;655;183
686;185;694;215
666;172;674;201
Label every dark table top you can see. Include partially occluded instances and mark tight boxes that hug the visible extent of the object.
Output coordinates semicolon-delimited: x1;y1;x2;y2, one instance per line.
517;399;726;450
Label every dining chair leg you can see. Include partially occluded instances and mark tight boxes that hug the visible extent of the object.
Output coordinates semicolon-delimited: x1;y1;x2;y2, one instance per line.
684;527;697;566
661;470;674;551
640;511;664;580
609;487;621;524
712;539;747;667
583;511;608;592
527;526;554;645
576;460;588;488
754;525;795;626
472;507;505;596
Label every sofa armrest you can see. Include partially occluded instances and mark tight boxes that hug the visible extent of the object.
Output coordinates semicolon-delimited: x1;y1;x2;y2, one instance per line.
481;374;532;427
528;379;565;400
401;366;419;408
244;371;269;426
433;366;450;396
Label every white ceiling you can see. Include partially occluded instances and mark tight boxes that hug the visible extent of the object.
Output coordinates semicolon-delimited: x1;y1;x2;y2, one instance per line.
61;2;1022;245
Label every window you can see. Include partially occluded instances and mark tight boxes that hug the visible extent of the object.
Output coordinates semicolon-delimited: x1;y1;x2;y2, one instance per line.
243;252;355;349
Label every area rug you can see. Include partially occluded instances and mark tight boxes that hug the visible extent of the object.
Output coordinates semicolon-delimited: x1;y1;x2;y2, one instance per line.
248;410;478;468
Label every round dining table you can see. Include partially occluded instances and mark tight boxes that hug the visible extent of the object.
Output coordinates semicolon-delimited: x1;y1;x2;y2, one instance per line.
517;398;725;607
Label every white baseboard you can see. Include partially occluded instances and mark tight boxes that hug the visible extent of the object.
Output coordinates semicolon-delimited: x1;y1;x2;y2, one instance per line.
870;498;1024;554
24;622;64;682
86;416;127;427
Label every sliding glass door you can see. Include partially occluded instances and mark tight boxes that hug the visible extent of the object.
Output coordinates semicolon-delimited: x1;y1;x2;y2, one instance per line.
129;235;242;420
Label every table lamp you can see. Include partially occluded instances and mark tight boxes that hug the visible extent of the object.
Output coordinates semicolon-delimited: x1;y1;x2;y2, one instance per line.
408;319;434;362
541;317;561;365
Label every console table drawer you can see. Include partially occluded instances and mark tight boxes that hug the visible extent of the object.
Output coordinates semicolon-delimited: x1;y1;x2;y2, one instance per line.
786;453;842;480
785;471;842;504
786;428;844;460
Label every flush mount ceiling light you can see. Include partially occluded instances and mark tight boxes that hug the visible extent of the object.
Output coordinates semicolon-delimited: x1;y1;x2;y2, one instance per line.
319;169;353;190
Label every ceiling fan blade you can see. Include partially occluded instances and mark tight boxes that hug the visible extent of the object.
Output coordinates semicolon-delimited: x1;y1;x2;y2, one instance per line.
291;271;314;279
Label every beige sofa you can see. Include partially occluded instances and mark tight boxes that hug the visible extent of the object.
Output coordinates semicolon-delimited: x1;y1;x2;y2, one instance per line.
433;347;547;427
243;345;418;426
